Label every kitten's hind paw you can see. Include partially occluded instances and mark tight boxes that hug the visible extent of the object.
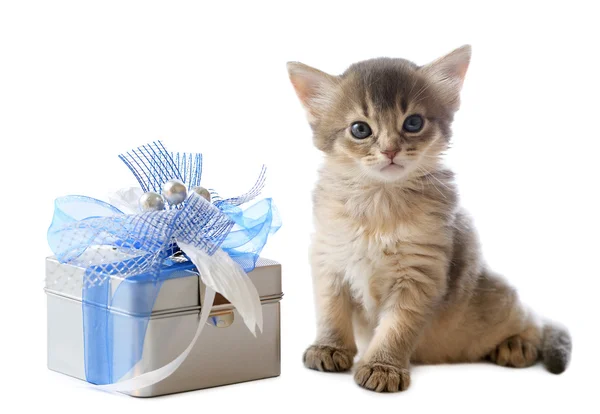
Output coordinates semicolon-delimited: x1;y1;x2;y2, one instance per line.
354;361;411;392
488;335;539;368
303;344;354;372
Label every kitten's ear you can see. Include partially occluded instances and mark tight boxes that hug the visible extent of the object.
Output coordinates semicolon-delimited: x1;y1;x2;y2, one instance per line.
421;45;471;111
287;62;338;123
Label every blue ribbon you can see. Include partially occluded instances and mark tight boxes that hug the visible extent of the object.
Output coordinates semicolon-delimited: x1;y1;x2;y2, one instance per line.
47;142;281;385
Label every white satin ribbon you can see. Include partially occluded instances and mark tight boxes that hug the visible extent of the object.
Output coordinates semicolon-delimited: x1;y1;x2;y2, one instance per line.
97;286;216;392
106;187;144;214
179;243;263;335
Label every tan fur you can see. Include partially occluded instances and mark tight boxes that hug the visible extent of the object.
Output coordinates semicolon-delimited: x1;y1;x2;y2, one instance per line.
288;45;571;393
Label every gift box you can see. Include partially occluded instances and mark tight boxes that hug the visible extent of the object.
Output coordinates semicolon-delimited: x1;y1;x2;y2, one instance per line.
46;142;281;397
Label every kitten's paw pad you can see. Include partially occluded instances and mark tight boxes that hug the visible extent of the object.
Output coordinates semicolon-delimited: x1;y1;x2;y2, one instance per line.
353;362;410;392
489;335;539;368
303;345;354;372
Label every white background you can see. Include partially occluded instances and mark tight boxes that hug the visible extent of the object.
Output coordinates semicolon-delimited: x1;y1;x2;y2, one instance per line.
1;1;598;412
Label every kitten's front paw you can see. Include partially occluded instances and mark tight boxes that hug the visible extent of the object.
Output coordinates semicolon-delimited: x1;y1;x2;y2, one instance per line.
303;344;354;372
354;361;411;392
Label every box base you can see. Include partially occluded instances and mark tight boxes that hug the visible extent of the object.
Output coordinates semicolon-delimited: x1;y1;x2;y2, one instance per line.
47;293;281;397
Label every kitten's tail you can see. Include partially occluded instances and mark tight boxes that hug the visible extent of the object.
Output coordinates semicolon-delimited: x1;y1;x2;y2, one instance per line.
541;322;572;374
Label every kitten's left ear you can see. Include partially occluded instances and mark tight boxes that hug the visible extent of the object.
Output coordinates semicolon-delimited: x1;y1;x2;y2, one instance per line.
421;45;471;111
287;62;338;124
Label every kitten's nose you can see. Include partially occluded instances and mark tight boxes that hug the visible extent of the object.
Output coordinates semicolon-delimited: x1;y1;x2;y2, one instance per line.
381;149;399;160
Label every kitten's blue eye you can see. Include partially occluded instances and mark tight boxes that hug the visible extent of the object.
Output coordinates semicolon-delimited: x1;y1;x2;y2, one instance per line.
403;115;424;133
351;122;372;139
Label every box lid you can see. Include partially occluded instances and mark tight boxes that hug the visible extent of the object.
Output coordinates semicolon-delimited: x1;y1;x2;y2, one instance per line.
45;247;281;316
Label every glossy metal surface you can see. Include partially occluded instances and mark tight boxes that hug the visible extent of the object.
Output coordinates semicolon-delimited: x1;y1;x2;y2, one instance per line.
46;256;282;397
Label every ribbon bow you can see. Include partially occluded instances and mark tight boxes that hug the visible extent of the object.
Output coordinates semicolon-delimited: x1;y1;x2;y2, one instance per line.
47;141;280;391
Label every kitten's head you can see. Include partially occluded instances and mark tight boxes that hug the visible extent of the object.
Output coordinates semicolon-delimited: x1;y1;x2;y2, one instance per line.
287;46;471;182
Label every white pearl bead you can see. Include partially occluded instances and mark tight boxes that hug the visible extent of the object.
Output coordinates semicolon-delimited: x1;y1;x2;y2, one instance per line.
191;186;211;202
162;179;187;205
139;191;165;212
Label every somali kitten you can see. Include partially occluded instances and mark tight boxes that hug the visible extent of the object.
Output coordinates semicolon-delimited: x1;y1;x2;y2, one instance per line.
287;45;571;392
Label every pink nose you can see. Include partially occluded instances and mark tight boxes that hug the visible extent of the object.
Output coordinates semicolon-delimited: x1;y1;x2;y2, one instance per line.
381;149;399;160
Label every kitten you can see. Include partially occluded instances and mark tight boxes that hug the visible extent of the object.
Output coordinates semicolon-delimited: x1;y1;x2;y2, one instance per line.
287;45;572;392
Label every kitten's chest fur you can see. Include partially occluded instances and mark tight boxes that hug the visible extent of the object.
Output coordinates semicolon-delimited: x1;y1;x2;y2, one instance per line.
312;172;455;315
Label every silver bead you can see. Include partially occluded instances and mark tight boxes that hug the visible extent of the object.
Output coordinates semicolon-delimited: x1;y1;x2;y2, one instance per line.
139;191;165;212
191;186;211;202
162;179;188;205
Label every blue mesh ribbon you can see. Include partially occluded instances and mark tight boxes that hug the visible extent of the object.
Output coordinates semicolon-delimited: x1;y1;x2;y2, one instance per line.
47;141;281;385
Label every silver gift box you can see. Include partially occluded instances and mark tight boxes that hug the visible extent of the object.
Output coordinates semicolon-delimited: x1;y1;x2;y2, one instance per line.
45;247;282;397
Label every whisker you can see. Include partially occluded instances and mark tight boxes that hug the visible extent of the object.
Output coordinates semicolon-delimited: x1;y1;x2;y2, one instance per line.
411;83;431;104
409;153;444;159
417;166;447;200
428;171;452;190
408;77;419;101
